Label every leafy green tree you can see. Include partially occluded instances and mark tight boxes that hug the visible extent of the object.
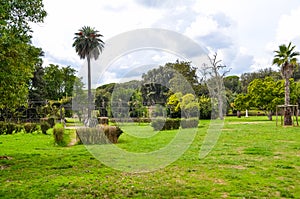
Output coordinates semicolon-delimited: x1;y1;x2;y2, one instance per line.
198;95;212;119
73;26;104;120
72;77;86;121
43;64;77;100
167;92;182;118
240;68;281;93
142;60;200;95
129;91;147;118
295;81;300;107
273;42;299;125
247;77;285;120
224;76;241;93
293;66;300;81
165;60;200;94
233;93;250;117
0;0;47;42
110;87;134;118
141;83;169;106
0;0;46;120
180;94;199;118
142;66;171;87
95;83;115;117
167;92;199;118
62;66;77;97
0;35;42;113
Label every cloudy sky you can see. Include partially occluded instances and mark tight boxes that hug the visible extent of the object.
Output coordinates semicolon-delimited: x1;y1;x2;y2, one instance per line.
31;0;300;86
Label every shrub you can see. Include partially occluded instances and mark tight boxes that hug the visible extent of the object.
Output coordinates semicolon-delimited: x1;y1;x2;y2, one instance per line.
6;123;16;134
109;118;151;123
48;117;55;128
0;122;6;135
40;117;55;128
199;95;212;119
14;124;23;133
133;118;151;123
24;123;38;133
53;123;65;146
40;122;51;134
0;122;23;135
151;117;180;131
181;118;199;128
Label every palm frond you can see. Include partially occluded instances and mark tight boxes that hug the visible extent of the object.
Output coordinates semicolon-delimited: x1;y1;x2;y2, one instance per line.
72;26;105;60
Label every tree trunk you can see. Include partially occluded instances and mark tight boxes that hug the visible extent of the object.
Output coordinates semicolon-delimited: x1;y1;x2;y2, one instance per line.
87;55;92;120
284;76;292;125
237;110;241;118
268;111;273;121
218;95;224;120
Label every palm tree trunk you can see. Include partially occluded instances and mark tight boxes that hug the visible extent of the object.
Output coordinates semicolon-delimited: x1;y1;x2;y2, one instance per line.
284;76;292;125
87;55;92;120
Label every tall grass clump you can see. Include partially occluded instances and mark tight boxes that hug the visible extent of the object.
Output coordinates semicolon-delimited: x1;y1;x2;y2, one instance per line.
53;123;65;146
76;127;110;145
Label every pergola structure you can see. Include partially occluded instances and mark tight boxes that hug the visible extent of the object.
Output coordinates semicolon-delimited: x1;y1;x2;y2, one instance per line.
276;105;299;126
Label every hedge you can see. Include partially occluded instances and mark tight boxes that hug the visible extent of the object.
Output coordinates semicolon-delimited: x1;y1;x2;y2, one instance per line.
151;118;181;131
181;118;199;128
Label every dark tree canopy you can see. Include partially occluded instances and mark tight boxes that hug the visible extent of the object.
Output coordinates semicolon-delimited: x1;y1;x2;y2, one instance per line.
142;60;200;95
224;75;242;93
29;64;47;105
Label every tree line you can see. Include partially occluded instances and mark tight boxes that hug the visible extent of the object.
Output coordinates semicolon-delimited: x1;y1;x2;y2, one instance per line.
93;60;300;121
1;0;299;124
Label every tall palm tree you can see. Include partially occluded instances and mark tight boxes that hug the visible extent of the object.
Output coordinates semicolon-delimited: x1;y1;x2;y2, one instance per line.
72;26;104;121
272;42;299;125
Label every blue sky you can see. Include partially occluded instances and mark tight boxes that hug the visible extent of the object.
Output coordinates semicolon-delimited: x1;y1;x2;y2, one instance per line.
31;0;300;86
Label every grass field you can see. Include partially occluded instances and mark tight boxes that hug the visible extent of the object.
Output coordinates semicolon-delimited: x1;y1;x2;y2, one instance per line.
0;116;299;198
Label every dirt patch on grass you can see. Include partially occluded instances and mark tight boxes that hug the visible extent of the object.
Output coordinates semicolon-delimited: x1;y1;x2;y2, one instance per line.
221;192;229;198
0;156;13;170
221;128;234;131
276;140;296;143
214;178;227;185
0;156;13;160
219;165;246;170
0;165;10;170
227;122;270;125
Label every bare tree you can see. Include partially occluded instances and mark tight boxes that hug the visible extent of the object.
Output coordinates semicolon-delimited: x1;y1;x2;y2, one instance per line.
202;52;230;120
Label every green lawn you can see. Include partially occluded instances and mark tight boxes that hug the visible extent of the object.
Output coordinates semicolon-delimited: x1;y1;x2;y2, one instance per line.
0;117;299;198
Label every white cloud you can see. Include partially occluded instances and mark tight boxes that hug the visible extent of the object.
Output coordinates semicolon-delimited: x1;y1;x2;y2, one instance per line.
185;15;218;38
31;0;300;85
276;6;300;45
